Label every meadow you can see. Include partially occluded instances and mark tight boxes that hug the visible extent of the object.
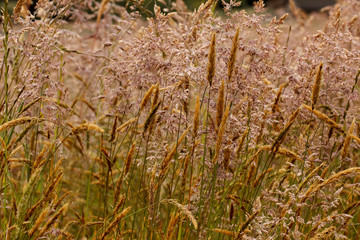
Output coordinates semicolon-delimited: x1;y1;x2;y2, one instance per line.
0;0;359;239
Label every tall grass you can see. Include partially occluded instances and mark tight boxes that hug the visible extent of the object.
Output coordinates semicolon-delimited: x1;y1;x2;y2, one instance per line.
1;0;360;239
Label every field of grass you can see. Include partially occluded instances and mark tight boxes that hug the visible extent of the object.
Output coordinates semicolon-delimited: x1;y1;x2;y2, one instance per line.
1;0;360;239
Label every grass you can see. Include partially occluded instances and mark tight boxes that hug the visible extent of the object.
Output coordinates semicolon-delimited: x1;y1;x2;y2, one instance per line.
1;0;360;239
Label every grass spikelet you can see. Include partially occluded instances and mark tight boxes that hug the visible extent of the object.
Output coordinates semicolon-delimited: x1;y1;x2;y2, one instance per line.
19;97;42;115
261;145;303;162
151;83;160;109
71;123;104;135
216;79;225;128
235;209;260;239
213;104;230;165
161;199;198;230
223;146;231;170
144;101;161;134
228;27;240;83
302;104;343;132
341;117;355;159
297;163;325;194
124;142;136;175
311;62;323;110
207;32;216;86
0;117;37;132
99;207;131;240
116;117;137;133
140;84;157;110
165;212;180;240
149;163;157;221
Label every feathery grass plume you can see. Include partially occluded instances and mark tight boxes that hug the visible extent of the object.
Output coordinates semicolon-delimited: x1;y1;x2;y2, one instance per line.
311;62;323;110
235;209;260;239
124;142;136;175
207;32;216;86
236;128;248;157
272;107;301;152
165;212;180;240
0;117;37;132
71;123;104;135
216;79;225;128
341;118;355;159
212;228;236;237
99;207;131;240
212;104;230;165
37;203;69;238
159;126;190;181
272;83;286;113
193;94;200;137
302;104;343;132
140;84;157;110
161;199;198;229
28;206;51;237
288;0;307;25
228;27;240;83
97;0;110;24
108;116;118;142
116;117;137;133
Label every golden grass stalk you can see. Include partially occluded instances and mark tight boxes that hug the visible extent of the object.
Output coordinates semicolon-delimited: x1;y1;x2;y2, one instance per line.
112;194;126;215
13;0;25;20
108;116;118;142
341;117;355;159
213;104;230;165
99;207;131;240
0;117;38;132
212;228;236;237
302;104;343;132
71;123;104;134
116;117;137;133
297;163;324;194
151;83;160;109
144;101;161;134
223;146;231;170
261;145;303;162
149;163;157;221
140;84;157;110
235;209;260;240
28;206;51;237
37;203;69;238
253;168;274;187
161;199;198;230
165;212;180;240
272;107;301;152
193;94;200;137
236;128;248;157
159;126;190;181
96;0;110;24
124;142;136;175
19;97;42;115
312;226;336;240
272;83;286;113
207;32;216;86
227;27;240;83
311;62;323;110
216;79;225;128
